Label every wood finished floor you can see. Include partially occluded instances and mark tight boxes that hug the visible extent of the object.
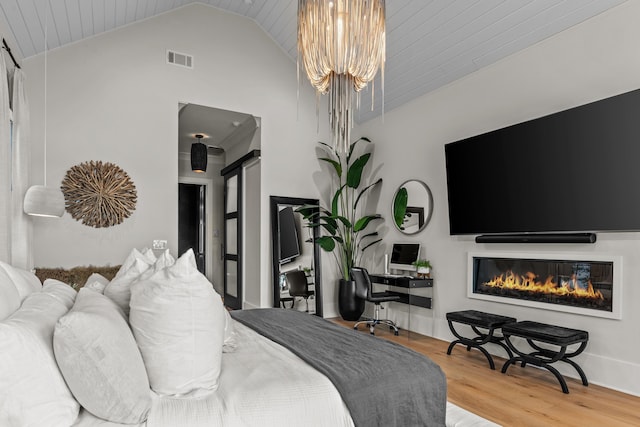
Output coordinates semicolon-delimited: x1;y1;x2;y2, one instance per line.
331;318;640;427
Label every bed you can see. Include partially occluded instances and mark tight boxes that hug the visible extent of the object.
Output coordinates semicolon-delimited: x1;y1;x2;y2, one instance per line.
0;250;447;427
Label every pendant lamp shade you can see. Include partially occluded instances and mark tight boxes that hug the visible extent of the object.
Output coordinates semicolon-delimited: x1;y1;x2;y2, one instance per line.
23;185;65;217
191;134;207;173
23;10;65;218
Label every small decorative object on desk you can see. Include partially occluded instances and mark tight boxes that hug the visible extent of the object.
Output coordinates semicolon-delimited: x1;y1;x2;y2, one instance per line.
413;259;432;278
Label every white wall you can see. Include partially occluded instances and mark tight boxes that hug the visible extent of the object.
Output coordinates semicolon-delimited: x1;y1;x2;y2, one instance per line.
243;157;261;309
23;4;333;310
358;1;640;396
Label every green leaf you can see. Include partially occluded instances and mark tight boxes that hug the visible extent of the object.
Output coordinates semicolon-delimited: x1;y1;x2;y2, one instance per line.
331;186;346;216
319;215;338;230
334;215;352;229
319;157;342;177
320;222;337;235
393;187;409;228
295;205;320;219
347;137;371;165
316;236;336;252
353;214;382;232
346;153;371;189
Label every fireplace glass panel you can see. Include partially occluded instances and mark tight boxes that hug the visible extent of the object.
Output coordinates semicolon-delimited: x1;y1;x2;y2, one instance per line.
472;257;613;312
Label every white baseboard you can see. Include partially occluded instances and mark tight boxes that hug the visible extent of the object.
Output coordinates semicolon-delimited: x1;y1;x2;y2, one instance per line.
322;301;340;319
242;300;260;310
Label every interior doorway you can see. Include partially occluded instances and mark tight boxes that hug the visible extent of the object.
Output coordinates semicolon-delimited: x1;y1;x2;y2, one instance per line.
177;102;261;305
178;183;206;274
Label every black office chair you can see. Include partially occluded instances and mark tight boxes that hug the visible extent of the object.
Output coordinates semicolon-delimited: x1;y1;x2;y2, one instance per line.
351;267;400;336
285;270;314;312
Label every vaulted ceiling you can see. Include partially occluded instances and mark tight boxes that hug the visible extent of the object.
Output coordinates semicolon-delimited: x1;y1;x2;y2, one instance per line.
0;0;627;123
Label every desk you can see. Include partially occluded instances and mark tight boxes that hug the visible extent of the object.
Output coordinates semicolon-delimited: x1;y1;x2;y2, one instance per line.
368;275;433;309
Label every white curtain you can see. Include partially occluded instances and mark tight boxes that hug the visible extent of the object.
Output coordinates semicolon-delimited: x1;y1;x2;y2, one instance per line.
10;69;32;269
0;49;11;264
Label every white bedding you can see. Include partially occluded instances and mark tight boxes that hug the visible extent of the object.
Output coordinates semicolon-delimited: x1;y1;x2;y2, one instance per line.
74;320;354;427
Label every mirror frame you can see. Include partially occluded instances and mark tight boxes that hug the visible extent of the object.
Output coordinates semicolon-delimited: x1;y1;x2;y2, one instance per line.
270;196;322;317
392;179;434;235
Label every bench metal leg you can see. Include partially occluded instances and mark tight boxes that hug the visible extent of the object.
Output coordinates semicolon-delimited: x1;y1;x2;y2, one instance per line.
446;320;499;370
501;335;589;394
501;356;570;394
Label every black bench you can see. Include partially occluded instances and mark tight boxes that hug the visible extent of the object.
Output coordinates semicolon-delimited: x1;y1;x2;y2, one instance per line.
446;310;517;370
500;321;589;394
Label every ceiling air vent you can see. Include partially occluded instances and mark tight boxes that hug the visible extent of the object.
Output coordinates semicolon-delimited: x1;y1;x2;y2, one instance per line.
167;50;193;68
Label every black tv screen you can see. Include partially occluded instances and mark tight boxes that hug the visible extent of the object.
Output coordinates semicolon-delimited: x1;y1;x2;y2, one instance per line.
278;206;301;264
445;88;640;235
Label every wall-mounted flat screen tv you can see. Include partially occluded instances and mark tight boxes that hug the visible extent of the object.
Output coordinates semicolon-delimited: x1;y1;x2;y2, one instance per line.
278;206;301;264
445;88;640;235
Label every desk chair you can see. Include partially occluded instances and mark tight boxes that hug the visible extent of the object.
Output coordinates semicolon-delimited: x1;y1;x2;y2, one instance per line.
285;270;314;312
351;267;400;336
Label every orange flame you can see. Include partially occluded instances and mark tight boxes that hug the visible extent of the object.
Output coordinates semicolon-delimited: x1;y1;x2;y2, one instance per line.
484;271;604;300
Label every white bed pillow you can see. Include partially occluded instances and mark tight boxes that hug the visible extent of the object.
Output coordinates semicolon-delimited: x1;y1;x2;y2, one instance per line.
0;280;79;426
54;288;152;424
129;249;225;396
136;249;175;282
114;248;156;279
104;248;155;315
0;267;20;321
83;272;110;293
0;261;42;301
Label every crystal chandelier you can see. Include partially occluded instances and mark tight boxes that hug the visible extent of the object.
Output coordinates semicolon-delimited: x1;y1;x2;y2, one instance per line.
298;0;386;153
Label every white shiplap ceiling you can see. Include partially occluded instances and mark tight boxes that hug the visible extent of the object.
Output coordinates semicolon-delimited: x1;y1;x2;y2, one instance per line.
0;0;628;123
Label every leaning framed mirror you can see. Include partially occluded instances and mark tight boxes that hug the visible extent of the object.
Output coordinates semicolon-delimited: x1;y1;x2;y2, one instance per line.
270;196;322;317
392;180;434;235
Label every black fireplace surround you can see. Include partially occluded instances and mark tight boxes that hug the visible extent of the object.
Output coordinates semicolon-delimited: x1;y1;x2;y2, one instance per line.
472;257;614;313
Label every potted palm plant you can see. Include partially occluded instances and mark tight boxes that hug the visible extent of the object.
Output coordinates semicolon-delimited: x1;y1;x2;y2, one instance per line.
297;137;383;320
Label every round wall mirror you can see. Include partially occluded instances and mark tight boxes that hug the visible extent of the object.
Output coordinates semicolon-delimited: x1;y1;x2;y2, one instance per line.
392;180;433;234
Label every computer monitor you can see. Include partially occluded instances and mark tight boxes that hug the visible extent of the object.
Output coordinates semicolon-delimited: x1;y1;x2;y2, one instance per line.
389;243;421;273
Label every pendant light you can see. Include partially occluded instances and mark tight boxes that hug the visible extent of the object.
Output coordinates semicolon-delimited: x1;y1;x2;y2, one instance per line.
191;134;207;173
298;0;386;153
23;4;65;217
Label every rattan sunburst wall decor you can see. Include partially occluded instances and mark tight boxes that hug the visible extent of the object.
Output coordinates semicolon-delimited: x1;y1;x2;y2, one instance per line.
61;160;137;228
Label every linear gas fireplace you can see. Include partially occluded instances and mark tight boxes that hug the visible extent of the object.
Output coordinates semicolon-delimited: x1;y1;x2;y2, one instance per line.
467;252;622;319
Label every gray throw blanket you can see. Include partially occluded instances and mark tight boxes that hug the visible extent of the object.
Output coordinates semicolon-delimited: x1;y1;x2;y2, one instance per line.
231;308;446;427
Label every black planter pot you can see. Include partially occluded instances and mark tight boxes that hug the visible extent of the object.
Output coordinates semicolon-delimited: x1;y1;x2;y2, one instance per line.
338;279;365;321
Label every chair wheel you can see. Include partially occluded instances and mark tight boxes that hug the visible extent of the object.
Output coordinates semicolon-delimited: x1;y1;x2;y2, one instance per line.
394;331;399;336
353;326;358;330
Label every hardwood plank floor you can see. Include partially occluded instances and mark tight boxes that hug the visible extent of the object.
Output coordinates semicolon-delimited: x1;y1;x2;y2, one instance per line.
331;318;640;427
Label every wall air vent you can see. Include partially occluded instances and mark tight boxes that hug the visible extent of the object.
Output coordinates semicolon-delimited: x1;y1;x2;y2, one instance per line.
167;50;193;68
